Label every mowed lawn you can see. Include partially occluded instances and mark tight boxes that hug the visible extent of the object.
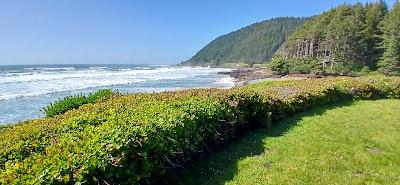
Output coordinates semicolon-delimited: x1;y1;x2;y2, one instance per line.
166;100;400;185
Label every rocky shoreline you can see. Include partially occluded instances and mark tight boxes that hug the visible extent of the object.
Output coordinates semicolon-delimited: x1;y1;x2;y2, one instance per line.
218;67;305;86
218;67;274;86
218;67;359;86
218;67;361;87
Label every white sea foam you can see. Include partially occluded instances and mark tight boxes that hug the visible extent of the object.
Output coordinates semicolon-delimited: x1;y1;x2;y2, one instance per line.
213;76;235;88
88;66;108;70
0;66;234;101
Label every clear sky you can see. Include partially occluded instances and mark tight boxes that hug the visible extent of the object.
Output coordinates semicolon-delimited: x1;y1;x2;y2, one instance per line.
0;0;395;65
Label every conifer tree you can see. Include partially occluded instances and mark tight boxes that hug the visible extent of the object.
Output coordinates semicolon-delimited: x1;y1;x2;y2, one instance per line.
378;0;400;75
272;2;390;75
363;0;388;69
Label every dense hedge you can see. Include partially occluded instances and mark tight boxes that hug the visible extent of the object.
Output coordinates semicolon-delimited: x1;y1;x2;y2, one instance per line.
1;76;399;184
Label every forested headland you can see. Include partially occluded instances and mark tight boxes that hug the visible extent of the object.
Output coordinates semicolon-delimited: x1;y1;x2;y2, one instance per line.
184;1;400;76
182;17;308;66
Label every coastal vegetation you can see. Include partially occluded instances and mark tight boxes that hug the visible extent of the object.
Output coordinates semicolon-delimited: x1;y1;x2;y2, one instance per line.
182;17;308;66
271;1;400;75
1;75;399;184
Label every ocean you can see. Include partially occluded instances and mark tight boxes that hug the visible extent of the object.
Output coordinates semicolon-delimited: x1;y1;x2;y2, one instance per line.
0;64;234;124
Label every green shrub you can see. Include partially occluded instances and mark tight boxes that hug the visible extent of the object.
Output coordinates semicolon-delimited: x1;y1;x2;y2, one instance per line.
42;89;114;117
361;66;371;74
270;57;290;75
270;57;321;75
1;76;400;184
0;125;9;133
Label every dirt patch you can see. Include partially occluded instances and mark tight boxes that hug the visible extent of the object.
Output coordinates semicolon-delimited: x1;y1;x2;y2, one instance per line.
366;146;381;155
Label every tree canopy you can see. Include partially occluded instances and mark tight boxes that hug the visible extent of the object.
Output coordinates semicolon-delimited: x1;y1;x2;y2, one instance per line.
271;1;392;75
378;0;400;75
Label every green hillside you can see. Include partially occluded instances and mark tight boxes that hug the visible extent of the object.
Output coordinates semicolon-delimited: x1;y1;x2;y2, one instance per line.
271;1;400;75
182;17;308;66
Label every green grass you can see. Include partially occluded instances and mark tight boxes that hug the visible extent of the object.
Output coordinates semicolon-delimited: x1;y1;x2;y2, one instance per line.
166;100;400;185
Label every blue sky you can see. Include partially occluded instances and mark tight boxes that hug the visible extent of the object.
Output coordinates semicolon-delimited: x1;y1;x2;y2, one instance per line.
0;0;395;65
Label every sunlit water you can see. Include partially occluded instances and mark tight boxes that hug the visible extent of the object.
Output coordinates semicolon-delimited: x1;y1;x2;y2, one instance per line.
0;64;234;124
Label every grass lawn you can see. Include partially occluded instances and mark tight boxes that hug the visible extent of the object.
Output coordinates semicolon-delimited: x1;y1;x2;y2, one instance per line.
165;100;400;185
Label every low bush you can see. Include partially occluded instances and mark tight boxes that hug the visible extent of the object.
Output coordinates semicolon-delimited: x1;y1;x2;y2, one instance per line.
0;125;8;133
270;57;321;75
42;89;114;117
1;76;400;184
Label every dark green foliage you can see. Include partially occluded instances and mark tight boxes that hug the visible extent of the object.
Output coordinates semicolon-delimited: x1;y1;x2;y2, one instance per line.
270;56;320;75
378;0;400;75
42;89;114;117
182;17;308;66
363;1;388;69
0;125;8;133
270;56;290;75
1;76;400;184
273;1;389;74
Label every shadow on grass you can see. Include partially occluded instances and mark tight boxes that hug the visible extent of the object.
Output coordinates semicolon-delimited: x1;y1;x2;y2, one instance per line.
161;100;354;185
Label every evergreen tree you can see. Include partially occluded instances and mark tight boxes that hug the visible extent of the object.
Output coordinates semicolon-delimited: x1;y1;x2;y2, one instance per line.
363;1;388;69
272;2;390;75
378;0;400;75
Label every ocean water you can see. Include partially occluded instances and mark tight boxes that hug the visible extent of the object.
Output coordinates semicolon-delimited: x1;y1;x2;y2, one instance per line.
0;64;234;124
